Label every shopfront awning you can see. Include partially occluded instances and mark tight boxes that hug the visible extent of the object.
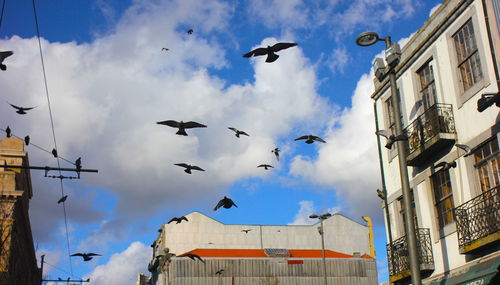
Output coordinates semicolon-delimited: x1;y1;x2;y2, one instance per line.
424;256;499;285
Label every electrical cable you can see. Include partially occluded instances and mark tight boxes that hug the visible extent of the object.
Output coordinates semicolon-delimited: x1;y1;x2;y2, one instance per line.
31;0;73;276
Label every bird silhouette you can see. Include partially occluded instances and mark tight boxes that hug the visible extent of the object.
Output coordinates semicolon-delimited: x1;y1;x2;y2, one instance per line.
5;126;11;138
174;163;205;174
180;253;205;263
8;103;36;115
241;229;252;233
214;196;237;211
24;136;30;146
455;144;473;157
243;42;297;63
161;48;169;51
215;269;224;275
57;195;68;204
70;253;101;261
157;120;207;136
51;148;58;158
258;164;273;170
75;157;82;171
187;29;194;34
375;130;407;149
294;135;326;144
168;216;189;224
0;51;13;71
433;161;457;172
272;148;280;161
228;127;249;138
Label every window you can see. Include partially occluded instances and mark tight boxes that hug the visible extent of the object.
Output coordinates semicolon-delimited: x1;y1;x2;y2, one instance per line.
452;19;483;92
432;170;455;228
417;60;438;110
474;137;500;192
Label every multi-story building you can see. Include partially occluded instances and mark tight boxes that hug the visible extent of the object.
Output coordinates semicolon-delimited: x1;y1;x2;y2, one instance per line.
0;137;42;285
371;0;500;284
147;211;377;284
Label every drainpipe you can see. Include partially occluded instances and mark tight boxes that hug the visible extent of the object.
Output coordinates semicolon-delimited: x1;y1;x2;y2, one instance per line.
361;216;376;258
373;102;395;269
482;0;500;89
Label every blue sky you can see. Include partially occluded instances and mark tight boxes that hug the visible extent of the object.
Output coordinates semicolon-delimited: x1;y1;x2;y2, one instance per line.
1;0;443;284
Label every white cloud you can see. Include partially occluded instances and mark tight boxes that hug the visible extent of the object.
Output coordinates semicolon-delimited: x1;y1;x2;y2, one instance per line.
327;47;349;74
248;0;309;29
86;241;151;285
289;200;341;225
429;3;441;17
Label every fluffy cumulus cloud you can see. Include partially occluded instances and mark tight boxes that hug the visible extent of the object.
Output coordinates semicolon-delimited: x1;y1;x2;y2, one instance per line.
327;46;349;74
289;200;342;225
86;241;151;285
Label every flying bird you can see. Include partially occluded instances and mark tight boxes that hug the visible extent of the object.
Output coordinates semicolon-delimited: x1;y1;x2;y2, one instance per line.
271;148;280;161
174;163;205;174
228;127;249;138
157;120;207;136
51;148;58;158
241;229;252;233
294;135;326;144
214;196;237;211
8;103;36;115
168;216;189;224
0;51;13;71
187;29;194;34
180;253;205;263
5;126;11;138
455;144;473;157
24;136;30;146
215;269;224;275
57;195;68;204
258;164;273;170
70;253;101;261
243;42;297;63
161;48;169;51
375;130;407;149
433;161;457;172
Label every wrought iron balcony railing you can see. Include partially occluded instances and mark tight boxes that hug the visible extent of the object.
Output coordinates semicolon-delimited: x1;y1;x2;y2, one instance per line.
404;103;456;166
454;185;500;254
387;228;434;283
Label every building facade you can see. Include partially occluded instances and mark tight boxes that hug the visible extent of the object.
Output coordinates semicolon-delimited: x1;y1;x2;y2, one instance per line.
371;0;500;284
148;211;376;284
0;138;42;285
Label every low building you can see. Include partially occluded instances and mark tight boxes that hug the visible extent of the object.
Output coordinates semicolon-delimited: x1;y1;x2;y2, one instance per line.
0;138;42;285
148;211;377;284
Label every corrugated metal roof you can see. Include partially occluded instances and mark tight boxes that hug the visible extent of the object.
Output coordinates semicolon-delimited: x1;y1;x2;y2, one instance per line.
179;248;374;259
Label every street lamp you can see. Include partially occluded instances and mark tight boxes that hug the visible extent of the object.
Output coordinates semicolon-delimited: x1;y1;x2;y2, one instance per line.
309;213;331;285
356;31;422;285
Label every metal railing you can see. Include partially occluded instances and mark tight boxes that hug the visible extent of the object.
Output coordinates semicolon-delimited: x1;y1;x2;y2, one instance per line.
404;104;455;155
387;228;434;277
454;185;500;251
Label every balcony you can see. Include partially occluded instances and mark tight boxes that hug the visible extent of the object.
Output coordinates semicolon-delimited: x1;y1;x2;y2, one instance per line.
404;104;456;166
454;185;500;254
387;228;434;283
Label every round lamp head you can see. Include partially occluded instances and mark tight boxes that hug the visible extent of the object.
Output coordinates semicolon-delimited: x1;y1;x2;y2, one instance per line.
309;214;319;219
356;31;380;46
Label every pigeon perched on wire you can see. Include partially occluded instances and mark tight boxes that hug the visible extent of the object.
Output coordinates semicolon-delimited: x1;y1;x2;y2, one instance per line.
433;161;457;172
24;136;30;146
8;103;36;115
168;216;189;224
294;135;326;144
258;164;273;170
157;120;207;136
271;148;280;161
243;42;297;63
75;157;82;171
375;130;407;149
57;195;68;204
5;126;11;138
174;163;205;174
179;253;205;263
228;127;249;138
0;51;13;71
51;148;58;158
455;144;473;157
70;253;101;261
214;196;237;211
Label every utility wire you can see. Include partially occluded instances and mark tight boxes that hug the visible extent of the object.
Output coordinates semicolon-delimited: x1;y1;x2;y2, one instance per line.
31;0;73;277
0;0;5;30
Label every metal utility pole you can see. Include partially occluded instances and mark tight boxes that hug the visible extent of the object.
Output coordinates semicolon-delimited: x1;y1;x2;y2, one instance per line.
310;213;331;285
